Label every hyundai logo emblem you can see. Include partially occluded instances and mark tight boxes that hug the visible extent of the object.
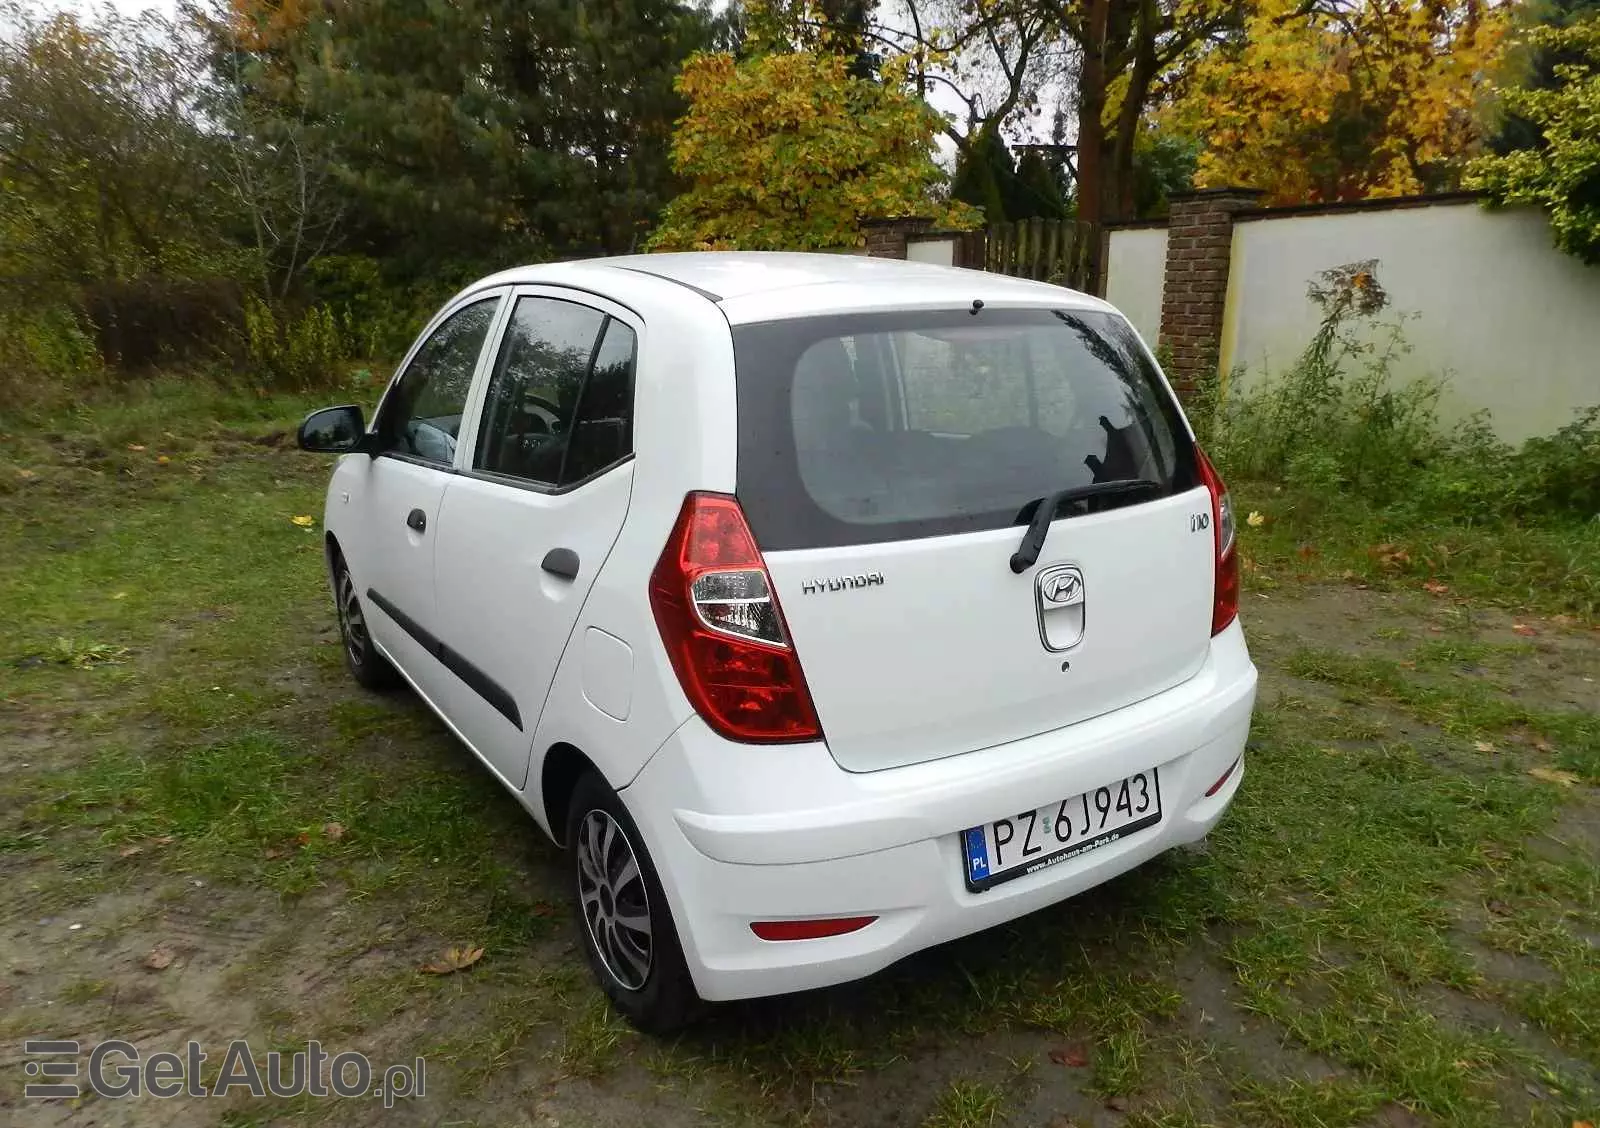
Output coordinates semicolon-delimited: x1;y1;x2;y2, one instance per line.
1037;564;1085;607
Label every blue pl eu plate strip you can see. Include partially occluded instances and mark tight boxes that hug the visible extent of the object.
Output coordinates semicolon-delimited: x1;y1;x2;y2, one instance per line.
963;827;990;883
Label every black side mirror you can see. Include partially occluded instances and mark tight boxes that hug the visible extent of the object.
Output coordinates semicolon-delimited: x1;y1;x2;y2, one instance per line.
298;405;371;454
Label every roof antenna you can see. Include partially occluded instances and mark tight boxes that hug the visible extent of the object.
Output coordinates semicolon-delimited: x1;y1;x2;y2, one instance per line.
970;298;984;315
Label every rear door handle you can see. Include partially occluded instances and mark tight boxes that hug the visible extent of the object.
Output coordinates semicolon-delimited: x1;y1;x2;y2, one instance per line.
541;547;579;580
406;508;426;533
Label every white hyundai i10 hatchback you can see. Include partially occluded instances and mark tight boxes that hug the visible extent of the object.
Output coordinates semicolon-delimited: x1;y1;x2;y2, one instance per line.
297;252;1258;1030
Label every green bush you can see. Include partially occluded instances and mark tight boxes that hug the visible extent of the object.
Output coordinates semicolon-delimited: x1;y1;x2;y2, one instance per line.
242;297;348;392
1205;262;1598;524
0;304;104;417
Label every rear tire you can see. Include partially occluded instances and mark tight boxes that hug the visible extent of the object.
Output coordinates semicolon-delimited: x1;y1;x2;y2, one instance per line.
332;553;399;691
566;772;700;1033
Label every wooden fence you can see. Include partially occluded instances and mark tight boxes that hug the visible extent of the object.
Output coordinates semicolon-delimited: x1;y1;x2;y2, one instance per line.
952;218;1087;288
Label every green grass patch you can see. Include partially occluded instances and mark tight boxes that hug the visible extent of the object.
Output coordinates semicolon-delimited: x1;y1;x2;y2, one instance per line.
2;381;1597;1127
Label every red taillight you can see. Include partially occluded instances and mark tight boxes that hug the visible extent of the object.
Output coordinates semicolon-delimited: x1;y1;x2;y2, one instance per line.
750;916;877;941
649;493;823;743
1194;446;1239;635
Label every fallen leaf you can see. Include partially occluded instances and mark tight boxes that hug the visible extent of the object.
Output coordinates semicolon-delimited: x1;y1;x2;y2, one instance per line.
1528;767;1581;787
1423;580;1450;595
1550;614;1575;628
152;835;174;846
1572;1120;1594;1128
1474;741;1495;753
1373;544;1411;571
1535;739;1553;754
1104;1095;1128;1112
322;821;345;841
144;944;175;970
1486;899;1512;916
290;515;315;528
1512;623;1537;637
118;845;143;858
155;455;170;465
294;830;312;847
1296;543;1318;560
1048;1043;1090;1067
420;946;484;975
264;846;286;860
531;901;560;917
1246;511;1266;528
111;591;127;600
127;444;146;452
16;468;35;480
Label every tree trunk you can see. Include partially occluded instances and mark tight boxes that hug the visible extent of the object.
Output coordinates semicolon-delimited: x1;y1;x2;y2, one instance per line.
1108;18;1157;223
1073;0;1110;290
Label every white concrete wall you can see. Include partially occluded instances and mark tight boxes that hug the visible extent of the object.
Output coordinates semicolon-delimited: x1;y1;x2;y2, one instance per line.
906;237;956;266
1220;202;1600;441
1104;226;1168;347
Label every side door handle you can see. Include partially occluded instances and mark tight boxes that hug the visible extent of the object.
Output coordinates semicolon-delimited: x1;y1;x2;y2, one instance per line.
406;508;427;533
541;547;580;580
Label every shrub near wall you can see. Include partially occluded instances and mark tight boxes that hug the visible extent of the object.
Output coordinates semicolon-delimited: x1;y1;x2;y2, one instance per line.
1194;262;1600;613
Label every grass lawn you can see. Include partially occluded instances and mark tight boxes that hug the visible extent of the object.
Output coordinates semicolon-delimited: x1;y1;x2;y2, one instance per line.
1;382;1597;1127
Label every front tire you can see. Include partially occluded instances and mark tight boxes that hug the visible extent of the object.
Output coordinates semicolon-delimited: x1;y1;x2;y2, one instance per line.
566;772;699;1033
332;553;398;691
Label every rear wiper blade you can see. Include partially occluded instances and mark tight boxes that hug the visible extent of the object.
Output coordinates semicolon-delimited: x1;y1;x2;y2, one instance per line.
1008;479;1163;574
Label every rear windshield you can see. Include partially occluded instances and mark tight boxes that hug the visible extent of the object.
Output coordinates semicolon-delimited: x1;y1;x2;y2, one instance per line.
733;307;1195;550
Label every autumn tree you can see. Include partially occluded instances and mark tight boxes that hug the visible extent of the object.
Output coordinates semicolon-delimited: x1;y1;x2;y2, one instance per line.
1467;14;1600;262
0;4;231;293
1168;0;1507;203
647;51;979;250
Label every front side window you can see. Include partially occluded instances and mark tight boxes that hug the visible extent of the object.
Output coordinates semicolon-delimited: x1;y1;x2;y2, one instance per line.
376;297;500;465
734;308;1193;549
474;296;637;488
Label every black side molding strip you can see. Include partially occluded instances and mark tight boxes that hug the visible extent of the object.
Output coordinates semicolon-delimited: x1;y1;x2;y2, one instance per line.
365;588;523;731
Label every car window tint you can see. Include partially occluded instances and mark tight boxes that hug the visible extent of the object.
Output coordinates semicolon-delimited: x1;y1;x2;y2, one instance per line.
473;297;606;486
561;319;637;484
733;308;1192;550
376;297;500;464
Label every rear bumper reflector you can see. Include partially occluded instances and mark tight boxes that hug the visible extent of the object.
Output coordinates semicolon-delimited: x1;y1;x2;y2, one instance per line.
1205;756;1242;798
750;916;877;942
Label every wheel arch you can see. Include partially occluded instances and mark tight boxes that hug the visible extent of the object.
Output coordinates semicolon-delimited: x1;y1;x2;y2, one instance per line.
540;741;602;847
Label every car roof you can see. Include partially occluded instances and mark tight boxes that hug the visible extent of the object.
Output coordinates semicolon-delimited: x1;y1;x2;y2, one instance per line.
474;251;1116;324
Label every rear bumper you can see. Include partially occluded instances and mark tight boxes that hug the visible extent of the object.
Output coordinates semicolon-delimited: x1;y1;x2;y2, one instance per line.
625;619;1257;1001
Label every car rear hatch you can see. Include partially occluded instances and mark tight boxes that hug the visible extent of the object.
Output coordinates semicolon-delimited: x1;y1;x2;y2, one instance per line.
732;306;1215;773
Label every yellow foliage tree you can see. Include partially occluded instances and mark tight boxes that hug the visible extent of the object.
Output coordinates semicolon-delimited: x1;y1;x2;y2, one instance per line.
647;51;980;251
1167;0;1507;203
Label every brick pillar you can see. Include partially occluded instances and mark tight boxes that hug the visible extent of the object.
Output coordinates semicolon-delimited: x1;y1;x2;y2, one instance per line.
860;216;934;258
1158;188;1263;394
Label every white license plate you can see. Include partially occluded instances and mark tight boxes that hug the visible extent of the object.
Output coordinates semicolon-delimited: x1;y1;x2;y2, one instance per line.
960;769;1162;891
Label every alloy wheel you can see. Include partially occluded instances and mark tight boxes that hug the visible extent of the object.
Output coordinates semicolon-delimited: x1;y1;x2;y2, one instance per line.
336;567;369;668
576;809;653;991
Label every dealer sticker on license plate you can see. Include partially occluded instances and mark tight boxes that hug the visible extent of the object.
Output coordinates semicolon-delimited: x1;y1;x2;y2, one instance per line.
960;769;1162;892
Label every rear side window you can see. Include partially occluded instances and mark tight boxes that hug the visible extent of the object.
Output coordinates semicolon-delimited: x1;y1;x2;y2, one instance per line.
734;308;1193;550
